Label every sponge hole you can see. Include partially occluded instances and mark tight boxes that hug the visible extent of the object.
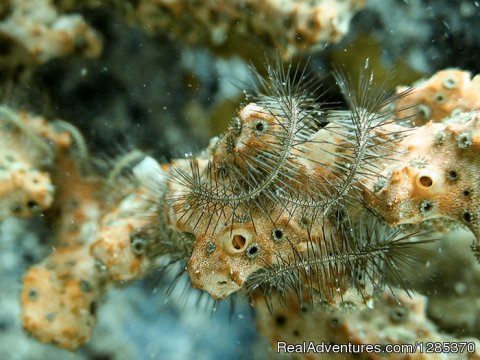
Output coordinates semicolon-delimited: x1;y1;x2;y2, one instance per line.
419;176;433;187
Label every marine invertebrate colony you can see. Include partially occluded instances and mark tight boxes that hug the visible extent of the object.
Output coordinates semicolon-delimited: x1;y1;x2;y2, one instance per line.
3;57;480;358
166;62;423;303
2;0;480;358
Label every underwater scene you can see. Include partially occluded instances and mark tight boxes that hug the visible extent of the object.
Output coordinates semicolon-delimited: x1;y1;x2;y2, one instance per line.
1;0;480;359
